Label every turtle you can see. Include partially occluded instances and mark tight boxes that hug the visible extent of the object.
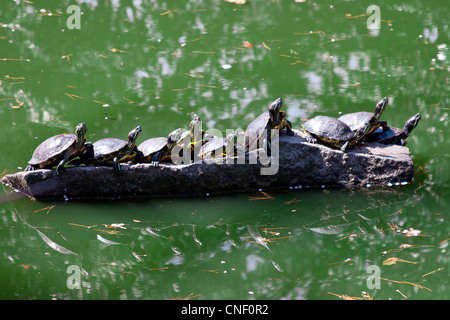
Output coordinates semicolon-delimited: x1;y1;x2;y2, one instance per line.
302;116;371;152
198;130;244;160
85;126;142;173
177;115;215;163
244;98;293;153
338;97;389;139
136;128;184;164
25;122;89;174
365;113;421;146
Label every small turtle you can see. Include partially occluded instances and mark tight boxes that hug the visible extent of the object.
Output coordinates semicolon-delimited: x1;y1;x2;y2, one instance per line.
25;123;89;174
86;126;142;173
338;97;389;139
302;116;370;152
366;113;421;145
198;130;244;160
244;98;293;153
136;128;183;164
178;115;215;163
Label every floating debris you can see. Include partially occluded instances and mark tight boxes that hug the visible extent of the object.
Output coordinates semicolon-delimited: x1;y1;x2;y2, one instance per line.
294;30;326;37
225;0;247;4
422;267;445;278
110;48;128;53
248;191;274;200
160;9;178;16
382;257;418;266
379;277;431;291
327;291;373;300
402;228;422;237
32;205;56;215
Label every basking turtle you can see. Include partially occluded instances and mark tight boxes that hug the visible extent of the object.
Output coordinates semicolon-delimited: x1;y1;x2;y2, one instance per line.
338;97;389;139
198;130;244;160
86;126;142;173
366;113;421;145
302;116;370;152
25;123;89;174
244;98;293;153
136;128;183;164
178;115;215;162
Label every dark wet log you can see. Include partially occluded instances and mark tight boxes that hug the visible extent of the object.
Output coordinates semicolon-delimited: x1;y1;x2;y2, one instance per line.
1;130;415;201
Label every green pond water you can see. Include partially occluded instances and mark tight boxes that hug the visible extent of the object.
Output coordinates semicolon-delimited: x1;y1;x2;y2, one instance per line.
0;0;449;300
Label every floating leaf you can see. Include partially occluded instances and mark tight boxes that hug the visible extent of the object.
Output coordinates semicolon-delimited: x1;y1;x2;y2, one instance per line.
402;228;422;237
225;0;247;4
103;223;126;229
327;292;372;300
379;277;431;291
383;257;418;265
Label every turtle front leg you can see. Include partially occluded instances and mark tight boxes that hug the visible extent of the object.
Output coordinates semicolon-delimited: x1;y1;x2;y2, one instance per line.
151;152;161;166
133;150;145;164
56;156;69;175
379;120;388;132
112;156;122;173
25;165;36;171
284;120;294;136
305;134;317;144
340;141;350;152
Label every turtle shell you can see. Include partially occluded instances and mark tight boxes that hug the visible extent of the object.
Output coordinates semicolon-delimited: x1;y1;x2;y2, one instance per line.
244;111;271;150
338;112;373;131
198;137;227;158
338;97;388;135
366;127;403;144
138;137;167;160
93;138;127;161
302;116;356;143
28;133;77;166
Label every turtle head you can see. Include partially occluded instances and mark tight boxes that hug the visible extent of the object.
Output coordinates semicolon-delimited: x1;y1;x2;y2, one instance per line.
75;123;88;146
374;97;388;119
167;128;184;149
403;113;421;137
189;115;202;134
225;130;241;145
269;98;283;124
355;121;371;141
224;130;243;155
127;126;142;149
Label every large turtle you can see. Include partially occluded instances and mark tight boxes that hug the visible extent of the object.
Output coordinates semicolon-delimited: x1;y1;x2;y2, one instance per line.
85;126;142;173
366;113;421;145
244;98;293;153
25;122;89;174
198;130;244;160
136;128;183;164
302;116;370;152
338;97;389;139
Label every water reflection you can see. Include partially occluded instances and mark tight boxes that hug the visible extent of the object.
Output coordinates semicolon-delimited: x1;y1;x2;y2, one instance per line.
4;184;444;299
